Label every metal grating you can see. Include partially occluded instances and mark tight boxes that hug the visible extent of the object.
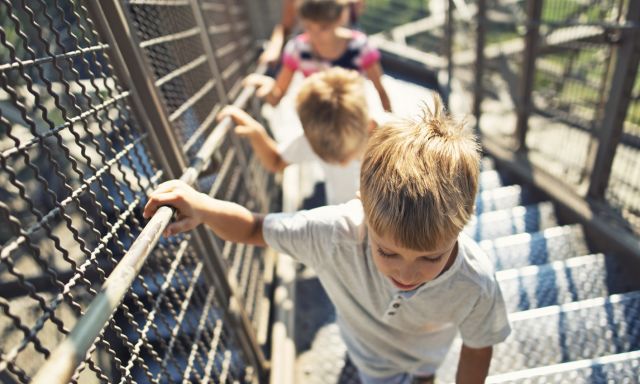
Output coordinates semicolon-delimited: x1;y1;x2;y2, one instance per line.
360;0;430;36
528;33;616;185
606;76;640;236
1;0;276;382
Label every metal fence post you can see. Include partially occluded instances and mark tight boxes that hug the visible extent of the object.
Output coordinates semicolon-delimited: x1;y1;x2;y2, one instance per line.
443;0;453;103
515;0;543;150
472;0;486;131
586;2;640;200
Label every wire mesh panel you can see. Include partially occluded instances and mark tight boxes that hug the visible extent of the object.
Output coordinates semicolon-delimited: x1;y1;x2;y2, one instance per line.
198;0;255;100
360;0;430;35
1;0;276;382
525;0;625;185
0;0;160;381
126;0;226;157
606;76;640;236
120;0;278;339
474;0;525;145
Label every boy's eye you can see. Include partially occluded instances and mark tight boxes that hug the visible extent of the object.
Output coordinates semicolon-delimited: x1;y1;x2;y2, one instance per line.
377;248;396;259
420;255;443;263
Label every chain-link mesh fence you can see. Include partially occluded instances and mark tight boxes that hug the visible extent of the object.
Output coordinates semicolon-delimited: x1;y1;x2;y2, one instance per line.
526;1;624;185
360;0;640;239
0;0;277;382
607;75;640;235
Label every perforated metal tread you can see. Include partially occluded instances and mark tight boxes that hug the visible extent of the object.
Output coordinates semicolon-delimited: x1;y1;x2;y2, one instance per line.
437;291;640;382
497;253;612;312
479;169;505;191
479;224;589;270
475;184;536;215
465;201;558;241
486;350;640;383
494;291;640;374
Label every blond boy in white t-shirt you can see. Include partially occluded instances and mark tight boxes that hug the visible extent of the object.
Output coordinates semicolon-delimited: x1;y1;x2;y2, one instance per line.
218;67;375;205
144;95;511;383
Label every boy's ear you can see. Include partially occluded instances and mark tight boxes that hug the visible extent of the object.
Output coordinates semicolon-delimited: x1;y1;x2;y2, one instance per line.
368;119;377;133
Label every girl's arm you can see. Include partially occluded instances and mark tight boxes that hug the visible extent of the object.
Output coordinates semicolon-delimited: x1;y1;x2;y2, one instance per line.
364;62;392;112
143;180;266;245
259;0;297;65
244;66;295;106
267;66;295;106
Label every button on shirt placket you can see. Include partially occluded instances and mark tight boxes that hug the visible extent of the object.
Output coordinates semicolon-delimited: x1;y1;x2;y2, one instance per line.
384;295;404;318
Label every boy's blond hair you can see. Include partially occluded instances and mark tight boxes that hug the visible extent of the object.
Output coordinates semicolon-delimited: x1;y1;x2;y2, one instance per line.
360;95;480;250
297;0;346;24
296;67;369;164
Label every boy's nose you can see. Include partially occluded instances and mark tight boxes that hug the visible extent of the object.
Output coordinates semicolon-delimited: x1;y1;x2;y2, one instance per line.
396;269;418;285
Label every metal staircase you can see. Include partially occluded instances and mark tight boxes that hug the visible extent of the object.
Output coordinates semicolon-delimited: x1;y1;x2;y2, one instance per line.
1;1;639;383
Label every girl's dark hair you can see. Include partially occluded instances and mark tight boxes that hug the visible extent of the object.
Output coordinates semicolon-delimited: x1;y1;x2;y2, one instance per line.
298;0;346;23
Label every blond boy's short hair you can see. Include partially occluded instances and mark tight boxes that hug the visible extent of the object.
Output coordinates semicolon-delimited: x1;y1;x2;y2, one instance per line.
296;67;369;164
360;95;480;250
297;0;346;24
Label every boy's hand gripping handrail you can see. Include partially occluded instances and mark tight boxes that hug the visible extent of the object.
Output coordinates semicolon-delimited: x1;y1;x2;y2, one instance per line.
31;65;266;384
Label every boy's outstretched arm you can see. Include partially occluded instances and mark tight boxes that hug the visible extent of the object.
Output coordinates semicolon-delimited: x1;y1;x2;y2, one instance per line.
218;106;288;173
455;344;492;384
244;68;294;106
143;180;266;246
364;63;392;112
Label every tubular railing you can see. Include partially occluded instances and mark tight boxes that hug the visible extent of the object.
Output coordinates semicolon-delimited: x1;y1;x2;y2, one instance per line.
0;0;278;383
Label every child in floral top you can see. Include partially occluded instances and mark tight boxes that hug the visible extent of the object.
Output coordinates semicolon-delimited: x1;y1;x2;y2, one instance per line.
248;0;392;112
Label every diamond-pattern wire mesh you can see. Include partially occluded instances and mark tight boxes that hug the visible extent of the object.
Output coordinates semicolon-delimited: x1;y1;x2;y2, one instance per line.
429;0;639;239
127;0;223;157
607;75;640;236
124;0;276;348
199;0;255;100
525;0;624;187
0;0;273;382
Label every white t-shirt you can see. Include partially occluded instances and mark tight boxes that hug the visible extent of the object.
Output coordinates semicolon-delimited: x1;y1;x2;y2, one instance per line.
278;134;360;205
263;200;511;377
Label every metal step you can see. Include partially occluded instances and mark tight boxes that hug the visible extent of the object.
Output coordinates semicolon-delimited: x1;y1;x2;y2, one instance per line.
497;254;611;312
493;291;640;374
437;291;640;382
480;224;588;270
475;184;536;215
486;350;640;383
479;169;505;191
465;201;558;241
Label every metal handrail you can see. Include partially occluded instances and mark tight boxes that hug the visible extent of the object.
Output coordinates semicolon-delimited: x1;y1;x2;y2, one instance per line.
31;66;265;384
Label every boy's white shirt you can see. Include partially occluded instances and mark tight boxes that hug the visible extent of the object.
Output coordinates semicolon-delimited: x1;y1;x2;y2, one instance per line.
278;134;361;205
276;111;395;206
263;199;511;377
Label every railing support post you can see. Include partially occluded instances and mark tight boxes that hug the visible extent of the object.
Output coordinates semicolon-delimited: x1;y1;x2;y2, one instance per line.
472;0;486;132
586;2;640;199
443;0;453;104
515;0;543;150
